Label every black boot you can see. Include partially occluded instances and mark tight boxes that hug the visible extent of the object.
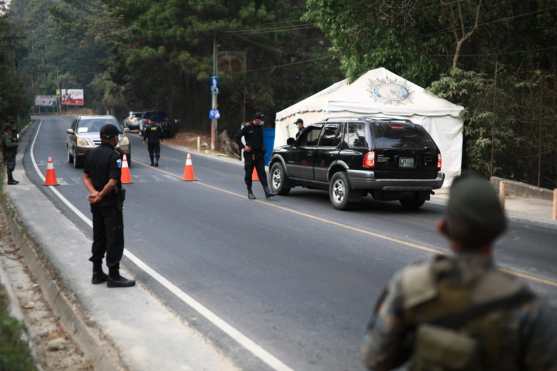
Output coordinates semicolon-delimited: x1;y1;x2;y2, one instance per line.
247;190;256;200
7;171;18;185
91;262;107;284
107;265;135;288
263;186;275;200
155;156;159;167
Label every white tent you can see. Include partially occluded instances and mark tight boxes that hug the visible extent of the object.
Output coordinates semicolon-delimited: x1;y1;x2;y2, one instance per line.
274;67;464;187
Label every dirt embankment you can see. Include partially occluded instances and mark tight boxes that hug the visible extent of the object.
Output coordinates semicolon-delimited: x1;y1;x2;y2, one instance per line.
0;206;92;371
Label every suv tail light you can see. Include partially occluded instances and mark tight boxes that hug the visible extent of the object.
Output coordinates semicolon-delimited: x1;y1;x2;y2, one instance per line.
363;151;375;169
437;153;442;171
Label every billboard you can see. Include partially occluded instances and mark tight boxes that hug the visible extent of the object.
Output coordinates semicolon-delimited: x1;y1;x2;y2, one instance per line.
34;95;58;107
60;89;84;106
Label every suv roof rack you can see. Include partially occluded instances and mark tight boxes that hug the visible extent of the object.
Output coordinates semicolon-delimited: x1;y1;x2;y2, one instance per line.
322;116;411;123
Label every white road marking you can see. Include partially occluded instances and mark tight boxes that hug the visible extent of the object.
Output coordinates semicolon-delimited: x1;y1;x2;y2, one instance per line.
30;121;294;371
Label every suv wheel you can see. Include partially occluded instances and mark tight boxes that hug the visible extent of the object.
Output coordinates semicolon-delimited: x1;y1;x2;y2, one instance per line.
269;162;290;195
329;172;362;210
399;194;427;210
67;146;73;163
73;153;82;169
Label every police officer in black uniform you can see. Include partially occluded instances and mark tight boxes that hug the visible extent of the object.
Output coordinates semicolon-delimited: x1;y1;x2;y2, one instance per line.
294;118;304;139
235;113;274;200
82;124;135;288
143;123;162;166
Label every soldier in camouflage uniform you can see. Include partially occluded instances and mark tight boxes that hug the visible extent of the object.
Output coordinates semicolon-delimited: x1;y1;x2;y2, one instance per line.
361;174;557;371
2;124;19;185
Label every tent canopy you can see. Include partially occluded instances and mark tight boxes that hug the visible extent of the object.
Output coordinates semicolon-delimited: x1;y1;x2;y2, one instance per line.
274;67;465;187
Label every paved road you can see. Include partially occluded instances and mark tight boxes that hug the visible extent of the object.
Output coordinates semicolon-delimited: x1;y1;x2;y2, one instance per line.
25;116;557;371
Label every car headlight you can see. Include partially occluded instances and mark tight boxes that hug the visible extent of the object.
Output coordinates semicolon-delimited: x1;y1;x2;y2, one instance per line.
119;136;129;146
77;137;94;147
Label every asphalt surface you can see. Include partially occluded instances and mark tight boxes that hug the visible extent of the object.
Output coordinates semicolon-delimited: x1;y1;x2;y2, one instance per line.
24;116;557;371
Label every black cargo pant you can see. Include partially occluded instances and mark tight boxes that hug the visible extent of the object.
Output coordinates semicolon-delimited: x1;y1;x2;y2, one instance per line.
148;142;160;164
244;150;268;191
4;153;16;182
90;203;124;268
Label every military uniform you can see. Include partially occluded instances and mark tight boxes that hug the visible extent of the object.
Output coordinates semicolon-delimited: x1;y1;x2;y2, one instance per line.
83;124;134;288
235;114;273;199
143;124;162;166
361;174;557;371
362;254;557;371
2;126;19;185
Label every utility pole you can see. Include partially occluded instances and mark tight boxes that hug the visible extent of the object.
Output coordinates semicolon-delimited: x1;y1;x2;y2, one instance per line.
211;35;218;151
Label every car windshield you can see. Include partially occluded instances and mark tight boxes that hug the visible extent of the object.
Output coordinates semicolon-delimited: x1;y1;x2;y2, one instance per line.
373;122;436;149
77;118;121;134
143;112;167;121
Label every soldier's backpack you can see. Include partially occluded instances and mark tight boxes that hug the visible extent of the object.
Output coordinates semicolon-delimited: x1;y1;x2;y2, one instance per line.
400;257;535;371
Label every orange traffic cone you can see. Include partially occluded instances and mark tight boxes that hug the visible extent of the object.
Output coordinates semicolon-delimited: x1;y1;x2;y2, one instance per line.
252;168;260;182
44;157;59;186
121;154;132;184
182;152;197;181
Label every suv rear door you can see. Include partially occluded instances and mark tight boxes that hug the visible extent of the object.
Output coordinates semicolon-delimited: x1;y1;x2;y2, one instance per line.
339;121;371;170
371;121;439;179
287;125;322;180
314;123;342;182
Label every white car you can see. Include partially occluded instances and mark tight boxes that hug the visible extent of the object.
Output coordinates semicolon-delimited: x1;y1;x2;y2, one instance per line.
123;111;143;131
66;115;131;168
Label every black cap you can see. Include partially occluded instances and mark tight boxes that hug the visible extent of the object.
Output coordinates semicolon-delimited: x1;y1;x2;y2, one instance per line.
100;124;120;139
445;173;507;248
254;112;264;120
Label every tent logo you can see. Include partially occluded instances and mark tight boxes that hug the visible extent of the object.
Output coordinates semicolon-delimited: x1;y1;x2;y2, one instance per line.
369;78;411;105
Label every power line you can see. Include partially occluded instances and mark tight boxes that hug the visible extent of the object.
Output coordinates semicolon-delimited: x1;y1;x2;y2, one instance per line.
231;56;332;74
223;23;314;34
431;45;557;58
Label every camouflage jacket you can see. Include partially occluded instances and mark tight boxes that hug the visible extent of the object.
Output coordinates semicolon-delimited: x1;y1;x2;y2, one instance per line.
1;131;19;156
361;253;557;371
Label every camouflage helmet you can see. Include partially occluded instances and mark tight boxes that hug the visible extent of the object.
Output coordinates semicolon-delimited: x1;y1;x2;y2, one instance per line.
445;173;507;248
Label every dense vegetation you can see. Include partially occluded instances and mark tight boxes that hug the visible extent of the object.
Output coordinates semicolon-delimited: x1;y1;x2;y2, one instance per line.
2;0;557;187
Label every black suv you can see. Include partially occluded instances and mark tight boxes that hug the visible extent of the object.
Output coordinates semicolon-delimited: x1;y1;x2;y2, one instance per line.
269;117;444;210
141;111;178;138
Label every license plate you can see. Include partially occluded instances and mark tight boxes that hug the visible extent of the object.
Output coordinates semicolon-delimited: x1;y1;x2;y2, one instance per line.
399;157;415;168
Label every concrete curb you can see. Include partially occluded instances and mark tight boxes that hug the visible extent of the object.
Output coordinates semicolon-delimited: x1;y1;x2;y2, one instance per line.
10;118;240;371
1;194;126;371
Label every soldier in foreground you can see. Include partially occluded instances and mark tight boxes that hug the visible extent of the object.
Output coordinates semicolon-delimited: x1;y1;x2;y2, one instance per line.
2;124;19;185
361;174;557;371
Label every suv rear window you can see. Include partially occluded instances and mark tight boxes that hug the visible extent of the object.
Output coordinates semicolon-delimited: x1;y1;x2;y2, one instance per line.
373;122;436;149
344;123;369;148
318;124;342;147
143;112;168;121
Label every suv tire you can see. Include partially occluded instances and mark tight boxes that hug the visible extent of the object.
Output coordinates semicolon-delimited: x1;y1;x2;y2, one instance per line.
329;172;362;210
67;146;73;164
399;194;427;210
269;162;290;195
73;153;83;169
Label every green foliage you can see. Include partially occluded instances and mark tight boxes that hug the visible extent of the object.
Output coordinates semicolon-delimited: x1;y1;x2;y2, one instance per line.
0;286;37;371
0;5;30;128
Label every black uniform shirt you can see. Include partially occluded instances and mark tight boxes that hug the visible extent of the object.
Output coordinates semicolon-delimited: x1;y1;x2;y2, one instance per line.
235;123;264;152
144;125;162;144
84;143;122;206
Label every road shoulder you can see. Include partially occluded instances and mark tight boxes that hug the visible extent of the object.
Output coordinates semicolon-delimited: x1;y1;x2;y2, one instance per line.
5;124;239;371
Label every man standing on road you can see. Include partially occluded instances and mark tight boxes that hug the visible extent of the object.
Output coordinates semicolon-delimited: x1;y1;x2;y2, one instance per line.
294;118;304;139
82;124;135;288
2;124;19;185
235;113;274;200
361;174;557;371
143;122;162;167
